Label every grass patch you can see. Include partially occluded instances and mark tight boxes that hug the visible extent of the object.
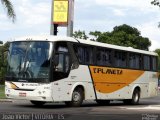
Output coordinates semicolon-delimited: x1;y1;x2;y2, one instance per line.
0;85;5;99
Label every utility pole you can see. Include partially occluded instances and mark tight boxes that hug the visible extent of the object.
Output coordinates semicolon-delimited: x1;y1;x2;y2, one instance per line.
54;24;58;35
67;0;74;37
50;0;54;35
50;0;59;35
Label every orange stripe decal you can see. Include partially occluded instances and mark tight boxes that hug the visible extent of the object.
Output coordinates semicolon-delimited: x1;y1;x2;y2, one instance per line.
10;82;19;89
89;66;144;93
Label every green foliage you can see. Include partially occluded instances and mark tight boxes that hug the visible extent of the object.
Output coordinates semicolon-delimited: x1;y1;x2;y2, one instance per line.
72;30;88;40
73;25;151;50
155;49;160;56
89;31;102;41
113;24;140;36
151;0;160;7
1;0;16;22
0;42;9;84
151;0;160;27
0;85;5;99
90;24;151;50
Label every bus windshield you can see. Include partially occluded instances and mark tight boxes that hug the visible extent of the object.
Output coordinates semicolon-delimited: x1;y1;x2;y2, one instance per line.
6;41;53;83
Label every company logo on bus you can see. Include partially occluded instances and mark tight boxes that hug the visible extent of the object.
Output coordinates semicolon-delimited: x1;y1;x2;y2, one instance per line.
93;68;123;75
21;83;39;87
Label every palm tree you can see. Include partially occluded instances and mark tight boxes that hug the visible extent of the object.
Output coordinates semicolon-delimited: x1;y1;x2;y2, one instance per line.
151;0;160;7
1;0;16;22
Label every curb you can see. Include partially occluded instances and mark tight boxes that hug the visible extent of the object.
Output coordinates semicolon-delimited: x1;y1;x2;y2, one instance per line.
0;99;12;102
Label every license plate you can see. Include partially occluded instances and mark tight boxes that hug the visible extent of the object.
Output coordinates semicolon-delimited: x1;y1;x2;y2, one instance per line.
19;92;26;97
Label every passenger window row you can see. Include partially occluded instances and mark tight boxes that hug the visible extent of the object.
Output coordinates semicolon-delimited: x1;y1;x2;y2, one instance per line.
73;44;158;71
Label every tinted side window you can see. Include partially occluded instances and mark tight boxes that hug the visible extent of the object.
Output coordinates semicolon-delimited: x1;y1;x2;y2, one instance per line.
55;42;69;73
76;46;84;63
129;53;141;69
144;55;150;70
83;47;93;64
74;45;93;65
114;51;127;68
151;56;157;71
52;42;70;81
96;48;112;66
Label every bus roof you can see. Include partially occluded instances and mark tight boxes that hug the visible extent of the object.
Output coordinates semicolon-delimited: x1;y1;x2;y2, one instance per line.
14;35;157;56
77;38;158;56
15;35;78;43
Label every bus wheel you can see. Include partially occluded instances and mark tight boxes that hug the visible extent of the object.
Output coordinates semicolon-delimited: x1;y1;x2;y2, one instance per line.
30;101;45;106
96;100;110;105
65;88;84;107
124;89;140;105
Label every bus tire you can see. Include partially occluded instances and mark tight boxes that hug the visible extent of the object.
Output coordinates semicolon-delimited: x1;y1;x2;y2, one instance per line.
124;89;140;105
30;101;45;106
96;100;110;105
65;88;84;107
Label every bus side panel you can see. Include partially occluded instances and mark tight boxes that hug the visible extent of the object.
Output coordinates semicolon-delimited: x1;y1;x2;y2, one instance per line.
89;66;158;100
51;66;158;101
139;72;158;98
148;72;158;97
95;82;150;100
51;65;96;101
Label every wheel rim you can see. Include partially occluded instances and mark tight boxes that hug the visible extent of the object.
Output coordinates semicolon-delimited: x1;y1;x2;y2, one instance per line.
73;91;81;102
134;92;139;102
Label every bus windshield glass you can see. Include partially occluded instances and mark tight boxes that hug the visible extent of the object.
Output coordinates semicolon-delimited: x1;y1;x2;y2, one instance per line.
6;41;53;83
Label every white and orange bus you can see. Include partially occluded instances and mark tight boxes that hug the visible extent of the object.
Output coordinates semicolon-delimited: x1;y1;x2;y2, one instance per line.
5;35;158;106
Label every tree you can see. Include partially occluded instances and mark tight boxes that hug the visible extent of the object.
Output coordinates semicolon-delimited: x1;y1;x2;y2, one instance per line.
89;31;102;41
112;24;140;36
0;45;4;83
1;0;16;22
0;42;9;84
151;0;160;27
151;0;160;7
90;24;151;50
73;30;88;40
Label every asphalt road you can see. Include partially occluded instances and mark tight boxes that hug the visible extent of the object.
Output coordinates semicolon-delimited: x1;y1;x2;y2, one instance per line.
0;95;160;120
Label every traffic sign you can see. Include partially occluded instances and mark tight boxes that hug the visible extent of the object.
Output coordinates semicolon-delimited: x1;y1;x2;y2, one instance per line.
53;0;69;26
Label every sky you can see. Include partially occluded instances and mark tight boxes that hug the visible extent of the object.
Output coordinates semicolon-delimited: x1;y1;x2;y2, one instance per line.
0;0;160;51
